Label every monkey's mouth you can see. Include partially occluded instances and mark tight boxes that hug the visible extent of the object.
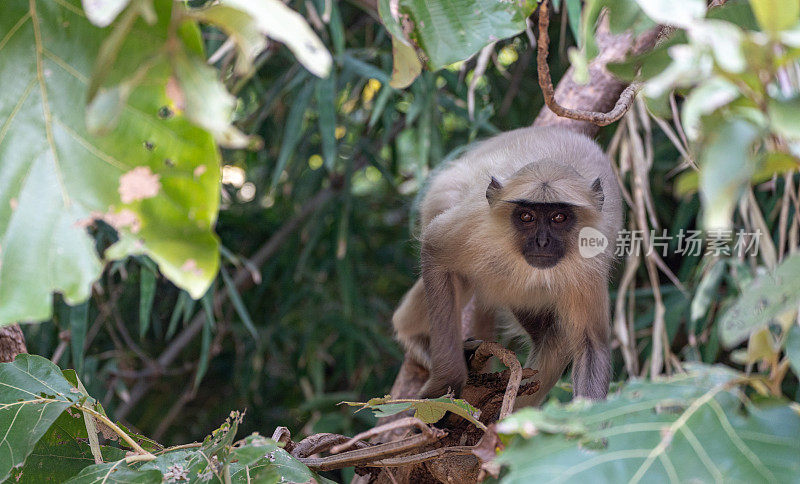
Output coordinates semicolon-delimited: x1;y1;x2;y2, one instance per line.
523;253;561;269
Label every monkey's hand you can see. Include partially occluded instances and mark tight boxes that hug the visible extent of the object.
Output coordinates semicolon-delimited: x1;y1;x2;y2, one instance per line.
418;360;468;399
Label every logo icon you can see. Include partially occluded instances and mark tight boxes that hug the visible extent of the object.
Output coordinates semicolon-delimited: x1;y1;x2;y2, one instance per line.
578;227;608;258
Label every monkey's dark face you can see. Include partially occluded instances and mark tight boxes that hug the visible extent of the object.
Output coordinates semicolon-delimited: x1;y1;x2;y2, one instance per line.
509;201;576;268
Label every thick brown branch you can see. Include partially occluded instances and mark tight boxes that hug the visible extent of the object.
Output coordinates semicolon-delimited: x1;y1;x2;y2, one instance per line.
536;0;637;127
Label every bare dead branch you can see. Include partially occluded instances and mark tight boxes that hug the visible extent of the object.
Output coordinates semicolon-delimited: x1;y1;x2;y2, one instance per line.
298;428;447;471
536;0;637;127
330;417;435;454
293;433;370;458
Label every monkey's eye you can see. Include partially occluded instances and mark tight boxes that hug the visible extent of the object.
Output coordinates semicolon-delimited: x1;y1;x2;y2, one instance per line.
519;212;533;223
551;212;567;223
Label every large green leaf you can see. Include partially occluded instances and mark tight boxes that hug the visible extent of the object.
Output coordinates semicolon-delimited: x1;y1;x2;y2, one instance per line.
497;365;800;483
0;354;85;481
719;254;800;347
699;118;760;230
381;0;537;71
10;410;127;483
0;0;220;326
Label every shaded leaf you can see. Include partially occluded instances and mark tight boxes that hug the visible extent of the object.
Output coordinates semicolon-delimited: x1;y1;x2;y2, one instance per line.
720;254;800;347
383;0;537;70
497;365;800;483
0;355;85;481
699;118;760;230
10;410;127;483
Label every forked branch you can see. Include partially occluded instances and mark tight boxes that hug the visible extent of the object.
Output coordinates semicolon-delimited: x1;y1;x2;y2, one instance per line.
536;0;637;126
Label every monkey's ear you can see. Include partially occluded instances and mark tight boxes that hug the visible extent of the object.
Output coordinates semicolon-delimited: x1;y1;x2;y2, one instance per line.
486;176;503;206
591;177;604;210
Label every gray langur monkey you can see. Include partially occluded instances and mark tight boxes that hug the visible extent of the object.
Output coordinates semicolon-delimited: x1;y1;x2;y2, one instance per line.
392;126;622;404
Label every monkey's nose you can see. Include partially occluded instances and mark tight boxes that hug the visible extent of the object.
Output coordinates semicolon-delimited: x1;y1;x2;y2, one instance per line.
537;235;549;248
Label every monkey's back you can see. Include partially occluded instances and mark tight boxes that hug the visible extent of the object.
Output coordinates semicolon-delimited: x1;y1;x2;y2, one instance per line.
420;127;622;245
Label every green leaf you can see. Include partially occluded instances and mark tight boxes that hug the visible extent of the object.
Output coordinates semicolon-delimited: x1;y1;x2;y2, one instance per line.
605;0;655;35
65;462;162;484
385;0;537;70
699;118;760;230
191;4;265;75
70;302;89;375
752;152;800;183
720;254;800;347
497;364;800;483
228;433;332;484
194;288;215;389
172;49;253;149
0;354;85;481
342;396;486;430
166;290;190;339
315;74;337;170
690;259;725;326
681;76;740;140
0;0;221;325
271;82;314;192
564;0;582;42
220;265;257;340
768;96;800;140
785;324;800;377
138;265;156;339
388;36;422;89
748;0;800;34
10;410;127;483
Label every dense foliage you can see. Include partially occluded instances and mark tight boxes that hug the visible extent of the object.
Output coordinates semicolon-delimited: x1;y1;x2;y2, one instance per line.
1;0;800;482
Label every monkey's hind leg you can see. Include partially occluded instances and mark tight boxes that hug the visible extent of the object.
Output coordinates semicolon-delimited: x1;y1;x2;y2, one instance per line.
392;278;433;369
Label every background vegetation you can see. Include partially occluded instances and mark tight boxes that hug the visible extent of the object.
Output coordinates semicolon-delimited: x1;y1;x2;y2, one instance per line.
2;0;800;482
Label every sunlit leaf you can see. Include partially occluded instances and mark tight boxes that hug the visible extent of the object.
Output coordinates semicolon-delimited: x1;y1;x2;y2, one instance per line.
389;36;422;89
172;49;253;148
748;0;800;34
220;0;332;78
81;0;131;27
634;0;706;28
699;118;759;230
0;0;221;326
681;76;740;139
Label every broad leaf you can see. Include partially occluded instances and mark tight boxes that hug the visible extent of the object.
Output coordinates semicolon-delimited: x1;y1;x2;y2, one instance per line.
0;0;221;326
380;0;537;71
497;365;800;483
0;354;85;481
65;463;162;484
220;0;332;78
10;410;127;483
748;0;800;34
720;254;800;347
698;118;760;230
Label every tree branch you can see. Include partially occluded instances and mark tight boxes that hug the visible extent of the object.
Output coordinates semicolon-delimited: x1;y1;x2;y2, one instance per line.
537;0;638;127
